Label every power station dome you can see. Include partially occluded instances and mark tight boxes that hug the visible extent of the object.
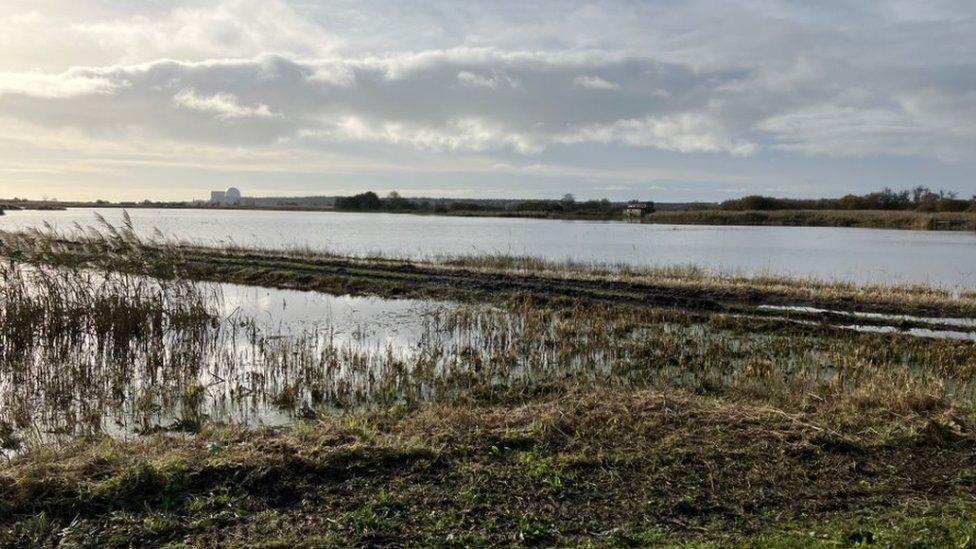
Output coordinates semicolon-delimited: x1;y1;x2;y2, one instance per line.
225;187;242;202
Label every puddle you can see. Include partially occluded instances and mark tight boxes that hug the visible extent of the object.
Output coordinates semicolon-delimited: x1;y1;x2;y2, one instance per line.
3;265;974;451
841;324;976;341
0;268;612;446
758;304;976;331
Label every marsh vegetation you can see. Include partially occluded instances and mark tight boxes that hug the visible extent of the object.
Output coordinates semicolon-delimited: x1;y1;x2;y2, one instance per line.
1;220;975;546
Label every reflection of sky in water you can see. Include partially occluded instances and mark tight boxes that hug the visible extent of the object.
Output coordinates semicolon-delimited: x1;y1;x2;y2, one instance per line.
3;208;976;287
0;277;465;446
758;305;976;329
219;283;453;350
4;269;975;451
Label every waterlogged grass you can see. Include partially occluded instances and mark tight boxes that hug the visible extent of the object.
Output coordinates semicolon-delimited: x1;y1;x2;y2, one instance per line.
3;271;975;447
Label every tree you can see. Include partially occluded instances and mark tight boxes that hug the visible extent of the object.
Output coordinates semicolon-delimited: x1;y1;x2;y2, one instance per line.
911;186;930;203
561;193;576;204
335;191;382;211
385;190;415;211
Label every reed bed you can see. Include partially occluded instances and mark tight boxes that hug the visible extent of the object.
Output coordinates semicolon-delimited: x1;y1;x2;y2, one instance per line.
1;217;975;449
3;268;975;452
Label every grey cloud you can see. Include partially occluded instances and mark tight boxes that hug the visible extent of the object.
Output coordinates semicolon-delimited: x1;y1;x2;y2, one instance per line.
0;51;762;155
573;75;620;91
0;0;975;169
3;43;975;163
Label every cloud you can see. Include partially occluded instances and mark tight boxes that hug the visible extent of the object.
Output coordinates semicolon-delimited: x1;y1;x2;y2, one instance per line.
457;70;520;89
565;113;759;156
758;96;976;161
72;0;340;64
303;115;545;154
0;69;121;98
573;75;620;91
0;51;760;156
9;11;46;25
173;89;277;119
2;42;975;163
1;0;976;200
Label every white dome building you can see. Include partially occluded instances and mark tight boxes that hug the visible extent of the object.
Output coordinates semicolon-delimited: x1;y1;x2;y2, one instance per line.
225;187;242;204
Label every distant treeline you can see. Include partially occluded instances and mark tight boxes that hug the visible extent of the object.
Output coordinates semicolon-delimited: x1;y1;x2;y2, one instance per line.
720;187;976;212
335;191;634;218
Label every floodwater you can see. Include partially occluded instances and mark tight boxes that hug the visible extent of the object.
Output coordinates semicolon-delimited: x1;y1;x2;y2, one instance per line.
2;270;974;449
0;277;457;443
2;208;975;287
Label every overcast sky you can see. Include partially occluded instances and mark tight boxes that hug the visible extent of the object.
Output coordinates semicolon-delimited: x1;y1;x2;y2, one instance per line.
1;0;974;202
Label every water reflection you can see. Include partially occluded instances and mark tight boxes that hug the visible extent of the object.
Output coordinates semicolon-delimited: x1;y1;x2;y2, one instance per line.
2;265;975;452
2;208;976;286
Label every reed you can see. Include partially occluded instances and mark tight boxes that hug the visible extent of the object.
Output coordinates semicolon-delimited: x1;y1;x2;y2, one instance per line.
2;279;974;449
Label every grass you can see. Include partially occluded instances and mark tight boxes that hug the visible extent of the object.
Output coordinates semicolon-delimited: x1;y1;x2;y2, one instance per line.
3;266;975;448
2;389;975;546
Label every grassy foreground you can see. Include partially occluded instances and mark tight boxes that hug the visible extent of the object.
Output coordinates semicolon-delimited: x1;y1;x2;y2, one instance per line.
3;388;976;547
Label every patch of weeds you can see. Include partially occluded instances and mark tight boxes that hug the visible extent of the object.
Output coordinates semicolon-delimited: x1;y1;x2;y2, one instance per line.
606;526;674;547
745;497;976;548
84;458;190;512
290;419;316;438
343;416;380;442
517;450;570;490
344;488;406;534
7;511;51;546
86;463;166;509
142;513;181;536
517;515;555;545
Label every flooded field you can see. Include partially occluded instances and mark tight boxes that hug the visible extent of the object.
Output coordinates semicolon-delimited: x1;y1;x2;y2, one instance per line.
4;259;976;452
3;234;976;548
3;207;976;286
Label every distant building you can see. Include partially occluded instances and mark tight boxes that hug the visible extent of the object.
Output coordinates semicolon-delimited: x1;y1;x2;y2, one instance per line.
226;187;242;204
623;201;655;219
209;187;244;205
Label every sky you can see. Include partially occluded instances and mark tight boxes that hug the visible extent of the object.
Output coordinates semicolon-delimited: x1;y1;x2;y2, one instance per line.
0;1;974;202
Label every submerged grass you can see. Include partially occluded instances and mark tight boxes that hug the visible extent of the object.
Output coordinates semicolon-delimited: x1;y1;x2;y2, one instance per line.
0;261;219;445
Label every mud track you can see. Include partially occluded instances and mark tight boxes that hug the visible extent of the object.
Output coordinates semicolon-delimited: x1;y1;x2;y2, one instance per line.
160;247;972;323
5;239;974;326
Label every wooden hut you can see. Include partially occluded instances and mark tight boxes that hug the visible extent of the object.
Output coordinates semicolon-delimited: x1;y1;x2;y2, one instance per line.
623;201;654;219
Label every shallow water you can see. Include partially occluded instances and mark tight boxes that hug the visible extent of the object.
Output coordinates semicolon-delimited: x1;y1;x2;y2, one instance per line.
2;208;975;287
3;265;975;450
0;275;457;444
758;305;976;330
